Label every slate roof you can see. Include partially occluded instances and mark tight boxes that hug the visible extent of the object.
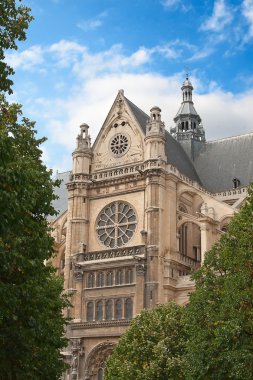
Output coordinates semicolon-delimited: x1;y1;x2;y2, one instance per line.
51;96;253;217
125;97;201;183
175;102;199;118
194;134;253;193
48;171;70;220
125;97;149;133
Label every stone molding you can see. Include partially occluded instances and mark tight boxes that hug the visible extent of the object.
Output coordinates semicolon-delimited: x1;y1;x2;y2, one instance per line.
73;245;145;264
71;319;131;330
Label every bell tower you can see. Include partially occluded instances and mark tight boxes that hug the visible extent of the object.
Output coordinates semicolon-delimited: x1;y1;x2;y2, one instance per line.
171;76;205;160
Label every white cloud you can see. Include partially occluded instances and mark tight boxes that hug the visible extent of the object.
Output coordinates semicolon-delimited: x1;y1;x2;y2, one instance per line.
9;40;253;172
25;68;253;173
77;12;107;31
161;0;191;11
71;44;153;79
200;0;233;32
242;0;253;40
48;40;86;67
197;89;253;140
188;47;215;61
5;39;196;80
152;45;181;59
5;45;44;70
162;0;181;8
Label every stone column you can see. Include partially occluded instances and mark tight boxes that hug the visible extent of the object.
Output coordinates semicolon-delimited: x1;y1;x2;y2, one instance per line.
70;338;84;380
72;265;84;322
135;262;145;314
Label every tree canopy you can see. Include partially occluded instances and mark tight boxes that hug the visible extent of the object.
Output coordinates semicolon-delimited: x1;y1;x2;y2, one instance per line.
0;95;69;380
184;184;253;380
105;302;186;380
0;0;33;94
0;2;69;379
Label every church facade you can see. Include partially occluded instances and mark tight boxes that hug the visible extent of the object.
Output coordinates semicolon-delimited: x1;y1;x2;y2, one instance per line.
51;78;253;380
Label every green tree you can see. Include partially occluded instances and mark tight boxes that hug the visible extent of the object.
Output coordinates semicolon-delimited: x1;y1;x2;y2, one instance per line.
0;1;69;379
105;302;186;380
0;0;33;94
185;184;253;380
0;96;69;380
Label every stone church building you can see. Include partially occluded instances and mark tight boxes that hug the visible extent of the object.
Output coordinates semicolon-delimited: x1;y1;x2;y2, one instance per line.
51;77;253;380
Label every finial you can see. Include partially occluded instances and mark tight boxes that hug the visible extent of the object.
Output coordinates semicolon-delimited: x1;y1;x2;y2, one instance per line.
184;66;189;80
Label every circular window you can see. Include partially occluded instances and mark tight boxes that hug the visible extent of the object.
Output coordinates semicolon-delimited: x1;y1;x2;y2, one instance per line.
110;134;130;157
96;201;137;248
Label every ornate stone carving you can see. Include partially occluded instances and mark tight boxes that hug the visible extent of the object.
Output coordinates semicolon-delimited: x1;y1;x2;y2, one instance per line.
73;263;84;281
70;338;84;380
75;245;145;263
136;263;146;276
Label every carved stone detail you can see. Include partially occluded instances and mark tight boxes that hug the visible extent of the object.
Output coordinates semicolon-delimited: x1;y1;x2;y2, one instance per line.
70;338;84;380
136;264;146;276
73;263;84;281
75;245;145;263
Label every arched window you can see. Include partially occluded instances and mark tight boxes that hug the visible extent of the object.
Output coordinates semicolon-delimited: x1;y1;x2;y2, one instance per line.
87;273;94;288
115;299;122;320
96;301;103;321
97;272;104;287
185;121;189;131
105;300;113;320
179;224;188;256
87;302;94;321
106;271;113;286
125;268;133;284
125;298;133;319
115;270;123;285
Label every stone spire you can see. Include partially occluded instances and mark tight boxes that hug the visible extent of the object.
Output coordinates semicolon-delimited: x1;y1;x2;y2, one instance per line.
72;123;92;175
75;123;91;151
145;106;166;161
170;76;205;160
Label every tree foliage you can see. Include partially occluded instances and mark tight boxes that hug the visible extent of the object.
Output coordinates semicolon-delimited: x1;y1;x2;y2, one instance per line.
105;302;186;380
0;0;33;94
0;96;69;380
0;2;69;379
185;184;253;380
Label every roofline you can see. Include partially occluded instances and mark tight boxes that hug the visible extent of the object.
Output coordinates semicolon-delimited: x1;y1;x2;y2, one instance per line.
207;131;253;144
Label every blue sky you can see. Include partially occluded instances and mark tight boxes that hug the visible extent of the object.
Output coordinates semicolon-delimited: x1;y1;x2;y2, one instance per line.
6;0;253;172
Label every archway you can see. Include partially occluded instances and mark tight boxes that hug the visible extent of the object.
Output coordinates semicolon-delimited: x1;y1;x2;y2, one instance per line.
84;342;115;380
178;221;201;263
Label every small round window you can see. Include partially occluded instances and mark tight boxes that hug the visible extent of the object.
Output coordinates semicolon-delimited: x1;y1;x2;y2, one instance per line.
96;201;137;248
110;134;130;157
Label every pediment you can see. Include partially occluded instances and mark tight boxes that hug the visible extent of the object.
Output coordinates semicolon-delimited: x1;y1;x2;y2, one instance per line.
91;90;147;171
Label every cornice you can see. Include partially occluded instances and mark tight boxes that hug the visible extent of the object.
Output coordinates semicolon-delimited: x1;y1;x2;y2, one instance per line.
70;319;131;330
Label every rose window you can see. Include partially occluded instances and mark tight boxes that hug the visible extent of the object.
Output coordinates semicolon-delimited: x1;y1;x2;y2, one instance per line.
110;134;130;157
96;202;137;248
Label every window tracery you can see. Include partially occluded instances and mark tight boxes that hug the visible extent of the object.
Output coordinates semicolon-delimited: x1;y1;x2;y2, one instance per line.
85;267;134;289
115;299;122;320
125;298;133;319
115;270;123;285
87;273;95;288
96;301;103;321
85;297;133;322
97;272;104;287
106;271;113;286
87;302;94;321
96;201;137;248
105;300;113;320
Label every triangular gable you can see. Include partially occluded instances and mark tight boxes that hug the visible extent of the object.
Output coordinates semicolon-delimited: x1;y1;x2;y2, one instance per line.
91;90;146;172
